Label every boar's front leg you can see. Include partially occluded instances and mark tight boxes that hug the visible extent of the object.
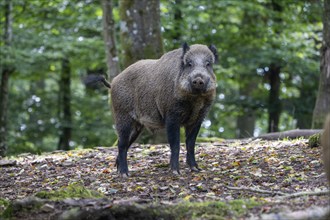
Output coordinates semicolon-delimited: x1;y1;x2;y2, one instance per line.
166;116;181;175
185;122;202;172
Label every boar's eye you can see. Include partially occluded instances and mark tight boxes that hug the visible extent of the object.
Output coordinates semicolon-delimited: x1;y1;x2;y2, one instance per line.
205;61;211;67
187;61;193;67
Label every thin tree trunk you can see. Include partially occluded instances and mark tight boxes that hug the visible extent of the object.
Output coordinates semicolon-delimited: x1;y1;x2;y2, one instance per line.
267;0;283;133
296;88;315;129
102;0;120;81
237;113;256;138
312;0;330;128
236;80;257;138
0;0;14;157
268;63;281;133
58;58;72;151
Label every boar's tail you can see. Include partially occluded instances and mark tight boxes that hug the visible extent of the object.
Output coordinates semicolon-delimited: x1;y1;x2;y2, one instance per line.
83;74;111;89
100;76;111;88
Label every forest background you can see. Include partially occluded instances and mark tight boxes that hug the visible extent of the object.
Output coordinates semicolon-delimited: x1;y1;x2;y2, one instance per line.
0;0;329;156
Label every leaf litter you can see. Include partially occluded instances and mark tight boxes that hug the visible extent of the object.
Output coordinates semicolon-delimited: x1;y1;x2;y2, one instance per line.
0;139;329;219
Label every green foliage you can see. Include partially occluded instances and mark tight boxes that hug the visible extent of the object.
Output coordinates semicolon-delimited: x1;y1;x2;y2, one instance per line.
1;0;116;155
0;0;323;154
161;0;322;137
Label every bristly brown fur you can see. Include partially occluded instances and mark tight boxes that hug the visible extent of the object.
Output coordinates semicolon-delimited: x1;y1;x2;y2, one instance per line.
107;43;218;176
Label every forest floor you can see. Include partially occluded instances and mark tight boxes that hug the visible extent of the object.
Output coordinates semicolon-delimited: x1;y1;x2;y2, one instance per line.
0;138;329;219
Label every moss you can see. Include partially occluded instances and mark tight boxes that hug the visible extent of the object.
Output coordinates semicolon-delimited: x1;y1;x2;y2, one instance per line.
0;198;10;217
197;137;225;143
118;0;134;20
35;182;104;201
78;198;260;219
2;197;261;219
155;163;169;168
1;204;13;219
170;199;260;219
1;197;44;219
143;44;163;59
308;133;321;148
0;198;9;207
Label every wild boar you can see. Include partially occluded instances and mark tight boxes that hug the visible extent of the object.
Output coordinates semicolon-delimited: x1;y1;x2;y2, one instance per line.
99;43;218;177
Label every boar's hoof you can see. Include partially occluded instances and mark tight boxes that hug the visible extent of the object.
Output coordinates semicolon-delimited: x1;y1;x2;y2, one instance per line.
190;166;201;172
120;172;129;178
171;170;180;175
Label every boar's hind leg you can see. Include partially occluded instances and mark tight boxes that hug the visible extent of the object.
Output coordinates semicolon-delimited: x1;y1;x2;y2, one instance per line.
116;121;143;177
166;117;181;175
185;122;202;172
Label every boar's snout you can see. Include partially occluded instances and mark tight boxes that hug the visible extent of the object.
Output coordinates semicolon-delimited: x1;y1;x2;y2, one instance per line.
190;74;210;93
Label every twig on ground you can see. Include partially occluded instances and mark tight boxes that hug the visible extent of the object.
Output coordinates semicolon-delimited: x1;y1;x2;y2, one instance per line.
224;186;287;196
225;186;330;199
278;190;330;199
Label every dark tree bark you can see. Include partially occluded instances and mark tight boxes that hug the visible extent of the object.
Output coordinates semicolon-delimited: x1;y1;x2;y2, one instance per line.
236;80;257;138
58;58;72;151
102;0;120;81
266;1;283;133
268;63;282;133
295;88;315;129
312;0;330;128
119;0;164;68
237;113;256;138
0;0;14;157
119;0;165;144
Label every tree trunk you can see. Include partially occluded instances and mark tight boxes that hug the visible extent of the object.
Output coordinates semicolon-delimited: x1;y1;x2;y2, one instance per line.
102;0;120;81
266;1;283;133
296;88;315;129
119;0;164;68
312;0;330;128
0;0;13;157
119;0;165;144
58;58;72;151
236;80;257;138
28;80;45;147
268;63;282;133
237;113;256;138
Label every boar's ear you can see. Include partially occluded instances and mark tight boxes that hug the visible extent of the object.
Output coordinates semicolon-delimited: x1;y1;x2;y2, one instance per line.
181;42;190;59
208;44;218;64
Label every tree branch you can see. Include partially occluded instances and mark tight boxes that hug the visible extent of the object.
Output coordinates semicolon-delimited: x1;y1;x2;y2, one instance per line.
278;190;330;199
256;129;322;140
225;185;330;199
225;186;287;196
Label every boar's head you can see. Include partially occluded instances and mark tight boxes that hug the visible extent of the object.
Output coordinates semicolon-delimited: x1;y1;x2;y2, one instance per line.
177;43;218;96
